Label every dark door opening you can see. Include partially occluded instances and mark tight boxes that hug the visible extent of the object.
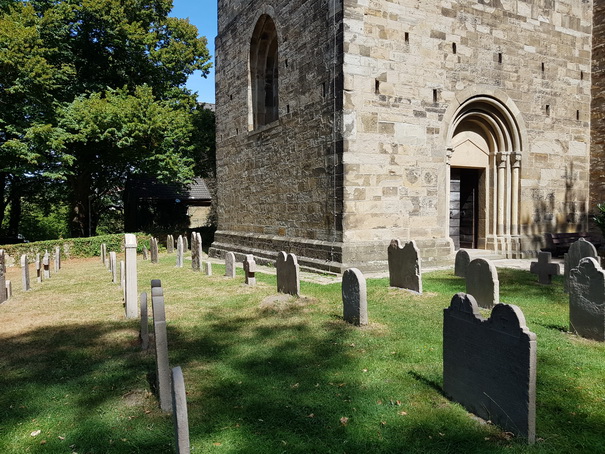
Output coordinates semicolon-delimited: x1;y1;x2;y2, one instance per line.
450;168;480;249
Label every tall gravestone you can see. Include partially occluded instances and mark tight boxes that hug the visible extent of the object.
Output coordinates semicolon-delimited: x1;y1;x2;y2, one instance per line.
171;366;191;454
454;249;471;278
101;243;107;265
167;235;175;253
110;251;118;284
0;250;6;303
569;257;605;341
443;293;536;444
183;235;189;252
276;252;300;296
140;292;149;350
151;280;172;412
35;253;42;283
176;235;184;268
191;233;203;271
142;245;149;260
465;258;499;309
5;280;11;299
342;268;368;326
124;234;138;318
243;254;256;286
564;238;599;292
21;254;30;292
225;252;236;278
43;252;51;279
55;246;61;272
387;239;422;293
151;237;159;263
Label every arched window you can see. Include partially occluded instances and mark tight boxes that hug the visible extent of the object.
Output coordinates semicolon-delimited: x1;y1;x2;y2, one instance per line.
250;15;278;128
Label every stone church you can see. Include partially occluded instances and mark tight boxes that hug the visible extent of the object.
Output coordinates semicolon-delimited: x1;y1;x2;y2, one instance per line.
210;0;602;272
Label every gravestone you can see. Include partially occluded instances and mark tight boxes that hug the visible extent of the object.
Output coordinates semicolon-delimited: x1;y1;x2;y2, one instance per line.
225;252;236;278
342;268;368;326
564;238;599;292
43;252;51;279
110;251;118;284
35;253;42;283
176;235;184;268
0;250;6;303
171;366;191;454
21;254;30;292
54;246;61;272
204;261;212;276
243;254;256;286
276;252;300;296
465;258;499;309
530;251;560;284
151;280;171;412
142;245;149;260
569;257;605;341
167;234;175;253
100;243;107;265
443;293;536;444
140;292;149;350
387;239;422;293
120;260;125;299
191;233;202;271
151;237;159;263
124;234;138;318
5;280;11;299
183;235;189;252
454;249;471;278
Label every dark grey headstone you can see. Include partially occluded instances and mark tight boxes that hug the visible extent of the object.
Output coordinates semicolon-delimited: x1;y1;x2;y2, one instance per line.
454;249;470;278
243;254;256;286
225;252;236;278
530;251;560;284
564;238;599;292
342;268;368;326
171;366;191;454
443;293;536;444
465;258;499;309
276;251;300;296
569;257;605;341
387;239;422;293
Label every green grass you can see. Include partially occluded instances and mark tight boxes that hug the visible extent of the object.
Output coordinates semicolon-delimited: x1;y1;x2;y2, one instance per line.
0;254;604;453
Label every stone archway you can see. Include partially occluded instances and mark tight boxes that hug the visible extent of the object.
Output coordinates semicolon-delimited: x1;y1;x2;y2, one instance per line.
446;95;524;258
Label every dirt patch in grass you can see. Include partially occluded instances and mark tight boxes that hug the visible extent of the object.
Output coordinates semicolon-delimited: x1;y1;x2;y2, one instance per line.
258;294;317;314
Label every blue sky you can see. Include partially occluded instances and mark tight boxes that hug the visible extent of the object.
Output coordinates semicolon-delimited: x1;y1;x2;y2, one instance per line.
170;1;217;104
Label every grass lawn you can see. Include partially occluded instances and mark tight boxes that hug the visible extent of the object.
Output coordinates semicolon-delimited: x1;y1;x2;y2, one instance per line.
0;252;604;453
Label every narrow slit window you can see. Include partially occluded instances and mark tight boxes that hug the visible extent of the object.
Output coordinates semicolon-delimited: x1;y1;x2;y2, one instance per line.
576;110;580;121
545;105;550;116
405;32;409;43
375;79;380;94
433;89;438;103
498;53;503;64
452;43;457;54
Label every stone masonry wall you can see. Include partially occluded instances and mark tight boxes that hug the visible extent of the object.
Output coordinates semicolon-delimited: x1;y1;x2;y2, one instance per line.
342;0;592;259
591;0;605;223
212;0;345;269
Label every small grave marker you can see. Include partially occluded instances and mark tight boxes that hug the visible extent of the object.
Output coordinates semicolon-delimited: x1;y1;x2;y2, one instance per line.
21;254;30;292
54;246;61;272
151;237;159;263
530;251;560;284
176;235;184;268
35;253;42;283
183;235;189;252
225;252;236;278
43;252;51;279
5;280;11;299
243;254;256;286
465;258;499;309
171;366;191;454
110;251;117;284
454;249;471;278
569;257;605;341
100;243;107;266
388;239;422;293
204;261;212;276
0;250;6;302
342;268;368;326
142;245;149;260
276;252;300;296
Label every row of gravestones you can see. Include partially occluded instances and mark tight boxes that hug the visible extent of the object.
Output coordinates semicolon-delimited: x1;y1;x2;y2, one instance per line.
8;247;63;302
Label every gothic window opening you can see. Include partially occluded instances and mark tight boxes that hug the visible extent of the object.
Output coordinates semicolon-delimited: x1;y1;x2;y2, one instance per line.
250;15;279;129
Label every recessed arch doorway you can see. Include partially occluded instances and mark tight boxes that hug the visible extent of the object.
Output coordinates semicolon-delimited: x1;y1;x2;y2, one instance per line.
447;95;524;257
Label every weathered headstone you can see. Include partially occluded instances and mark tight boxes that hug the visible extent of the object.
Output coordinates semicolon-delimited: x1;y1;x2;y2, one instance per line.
569;257;605;341
225;252;236;278
151;280;171;412
43;252;51;279
276;252;300;296
21;254;30;292
564;238;599;292
342;268;368;326
176;235;184;268
140;292;149;350
171;366;191;454
110;251;118;284
142;245;149;260
100;243;107;265
443;293;536;444
387;239;422;293
454;249;471;278
191;233;202;271
530;251;560;284
120;260;125;296
54;246;61;272
35;253;42;283
465;258;499;309
5;280;11;299
0;250;6;303
243;254;256;286
151;237;159;263
183;235;189;252
204;261;212;276
167;234;175;253
124;234;138;318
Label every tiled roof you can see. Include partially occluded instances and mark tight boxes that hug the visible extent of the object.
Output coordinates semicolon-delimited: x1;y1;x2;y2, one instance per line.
131;176;211;201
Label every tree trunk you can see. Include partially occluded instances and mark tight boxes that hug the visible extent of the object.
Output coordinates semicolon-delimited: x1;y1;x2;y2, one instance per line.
7;176;22;236
69;171;92;237
0;173;7;229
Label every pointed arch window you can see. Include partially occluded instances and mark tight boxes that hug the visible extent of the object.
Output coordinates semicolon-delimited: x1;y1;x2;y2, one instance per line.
250;15;279;129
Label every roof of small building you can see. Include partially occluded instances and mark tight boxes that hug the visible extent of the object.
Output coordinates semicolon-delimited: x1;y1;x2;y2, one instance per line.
130;176;211;201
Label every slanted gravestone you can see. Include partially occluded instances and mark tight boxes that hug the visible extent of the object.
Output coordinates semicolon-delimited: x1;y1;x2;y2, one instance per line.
342;268;368;326
0;250;6;303
101;243;107;266
167;235;175;253
243;254;256;286
387;239;422;293
530;251;560;284
276;252;300;296
151;237;159;263
225;252;236;278
124;234;138;318
204;261;212;276
142;245;148;260
443;293;536;444
454;249;471;278
140;292;149;350
569;257;605;341
21;254;30;292
176;235;184;268
110;251;118;284
151;280;171;412
171;366;191;454
465;258;499;309
43;252;51;279
564;238;599;292
35;253;42;283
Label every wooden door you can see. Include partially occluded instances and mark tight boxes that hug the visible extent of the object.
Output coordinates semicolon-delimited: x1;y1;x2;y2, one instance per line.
450;168;479;249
